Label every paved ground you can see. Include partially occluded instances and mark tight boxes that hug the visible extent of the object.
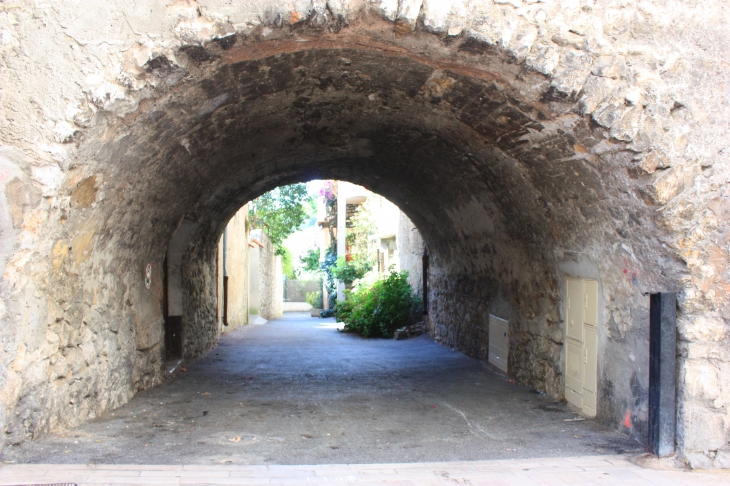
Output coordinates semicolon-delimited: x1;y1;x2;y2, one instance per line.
2;313;643;466
2;455;730;485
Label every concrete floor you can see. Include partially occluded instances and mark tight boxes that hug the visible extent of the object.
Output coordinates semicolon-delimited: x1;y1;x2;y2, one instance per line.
2;313;643;466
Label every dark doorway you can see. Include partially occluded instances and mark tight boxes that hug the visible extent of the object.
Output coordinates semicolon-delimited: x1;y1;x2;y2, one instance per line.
163;252;182;360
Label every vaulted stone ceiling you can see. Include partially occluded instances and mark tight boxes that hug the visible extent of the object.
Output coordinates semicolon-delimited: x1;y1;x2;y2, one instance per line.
0;0;727;468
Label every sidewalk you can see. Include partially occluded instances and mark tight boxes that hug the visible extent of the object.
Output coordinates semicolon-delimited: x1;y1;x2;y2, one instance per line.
1;455;729;486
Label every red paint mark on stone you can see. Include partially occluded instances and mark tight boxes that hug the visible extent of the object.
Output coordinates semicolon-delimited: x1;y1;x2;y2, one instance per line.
624;410;632;428
623;269;628;274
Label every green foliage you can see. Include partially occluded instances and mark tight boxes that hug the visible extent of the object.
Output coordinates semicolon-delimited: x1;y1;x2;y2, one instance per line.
336;270;422;338
306;290;324;309
320;247;338;308
249;183;313;255
300;248;321;273
281;247;298;280
330;256;371;286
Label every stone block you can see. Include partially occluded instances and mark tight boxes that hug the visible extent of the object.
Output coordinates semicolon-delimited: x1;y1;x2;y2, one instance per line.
610;106;644;142
681;342;730;362
639;150;670;174
468;3;503;46
592;99;629;128
397;0;422;24
681;360;720;402
507;25;537;62
551;32;584;50
648;167;685;205
686;451;714;469
79;341;97;366
527;45;561;76
21;358;50;388
579;75;617;115
713;448;730;469
677;314;727;342
592;55;627;79
552;50;593;96
51;354;71;380
422;0;467;34
679;403;726;452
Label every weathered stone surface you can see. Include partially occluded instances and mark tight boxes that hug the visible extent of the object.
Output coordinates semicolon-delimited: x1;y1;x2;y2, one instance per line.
551;50;593;96
0;0;727;469
222;205;250;329
397;210;424;294
254;230;284;321
679;403;726;452
715;449;730;469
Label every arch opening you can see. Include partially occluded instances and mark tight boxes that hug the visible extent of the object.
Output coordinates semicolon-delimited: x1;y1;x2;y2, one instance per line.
4;4;725;465
59;41;676;445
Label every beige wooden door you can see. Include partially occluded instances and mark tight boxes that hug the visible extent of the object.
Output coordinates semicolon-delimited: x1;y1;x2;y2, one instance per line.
565;279;584;409
582;280;598;416
564;278;598;417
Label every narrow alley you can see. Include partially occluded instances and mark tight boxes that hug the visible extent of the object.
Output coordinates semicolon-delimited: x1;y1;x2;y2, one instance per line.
3;313;640;466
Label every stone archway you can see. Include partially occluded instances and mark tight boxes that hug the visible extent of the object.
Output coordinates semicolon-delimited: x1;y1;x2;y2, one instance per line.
0;0;727;468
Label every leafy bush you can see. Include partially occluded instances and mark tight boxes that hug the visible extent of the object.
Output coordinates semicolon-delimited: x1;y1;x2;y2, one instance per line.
336;270;422;338
300;248;321;273
306;290;323;309
330;256;371;286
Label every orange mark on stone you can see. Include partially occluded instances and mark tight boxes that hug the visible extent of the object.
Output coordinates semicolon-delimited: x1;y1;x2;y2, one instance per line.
623;410;632;428
573;143;588;153
290;11;302;24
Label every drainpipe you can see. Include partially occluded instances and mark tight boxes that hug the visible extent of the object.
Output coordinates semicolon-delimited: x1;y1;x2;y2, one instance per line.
223;226;229;325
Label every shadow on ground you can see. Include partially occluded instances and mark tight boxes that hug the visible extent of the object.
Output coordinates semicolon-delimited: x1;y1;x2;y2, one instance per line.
2;313;643;465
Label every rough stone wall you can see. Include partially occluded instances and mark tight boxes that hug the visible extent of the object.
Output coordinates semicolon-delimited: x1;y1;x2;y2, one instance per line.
224;205;249;329
182;244;219;362
396;211;424;296
216;234;224;330
257;231;284;320
0;0;726;467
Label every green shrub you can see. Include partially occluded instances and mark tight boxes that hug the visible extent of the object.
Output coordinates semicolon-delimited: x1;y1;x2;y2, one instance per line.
336;270;422;338
300;248;321;273
306;290;324;309
330;256;371;285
